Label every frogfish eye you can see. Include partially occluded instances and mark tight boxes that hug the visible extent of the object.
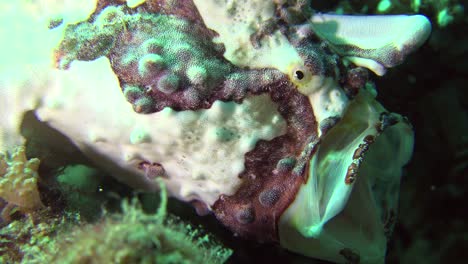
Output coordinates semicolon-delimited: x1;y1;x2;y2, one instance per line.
290;65;313;89
294;70;304;80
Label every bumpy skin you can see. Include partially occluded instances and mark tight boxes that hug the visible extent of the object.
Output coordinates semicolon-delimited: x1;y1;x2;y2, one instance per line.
58;4;231;112
55;1;340;241
53;0;429;262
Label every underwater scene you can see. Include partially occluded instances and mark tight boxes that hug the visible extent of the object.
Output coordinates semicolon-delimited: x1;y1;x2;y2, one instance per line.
0;1;466;263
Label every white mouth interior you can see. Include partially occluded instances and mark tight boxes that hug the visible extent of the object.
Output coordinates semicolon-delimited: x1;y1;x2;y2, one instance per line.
279;90;414;263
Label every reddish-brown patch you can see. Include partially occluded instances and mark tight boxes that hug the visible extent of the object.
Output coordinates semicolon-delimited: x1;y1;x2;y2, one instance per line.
345;163;358;185
137;161;166;179
145;0;206;26
94;0;123;15
353;143;369;160
364;134;375;144
343;67;369;98
212;78;319;242
348;135;376;184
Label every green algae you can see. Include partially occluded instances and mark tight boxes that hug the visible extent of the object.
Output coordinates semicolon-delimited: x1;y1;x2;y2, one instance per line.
0;179;232;264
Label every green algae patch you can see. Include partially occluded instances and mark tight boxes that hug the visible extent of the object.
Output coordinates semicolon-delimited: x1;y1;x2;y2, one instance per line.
0;181;232;264
0;210;79;264
49;198;232;264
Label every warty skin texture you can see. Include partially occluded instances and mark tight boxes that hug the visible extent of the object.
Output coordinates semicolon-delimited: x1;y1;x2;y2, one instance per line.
0;0;431;263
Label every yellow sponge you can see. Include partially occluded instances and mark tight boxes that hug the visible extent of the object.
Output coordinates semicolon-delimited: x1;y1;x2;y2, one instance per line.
0;146;44;210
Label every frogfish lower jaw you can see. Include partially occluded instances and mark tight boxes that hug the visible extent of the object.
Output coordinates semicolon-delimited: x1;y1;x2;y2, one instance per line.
279;90;414;263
